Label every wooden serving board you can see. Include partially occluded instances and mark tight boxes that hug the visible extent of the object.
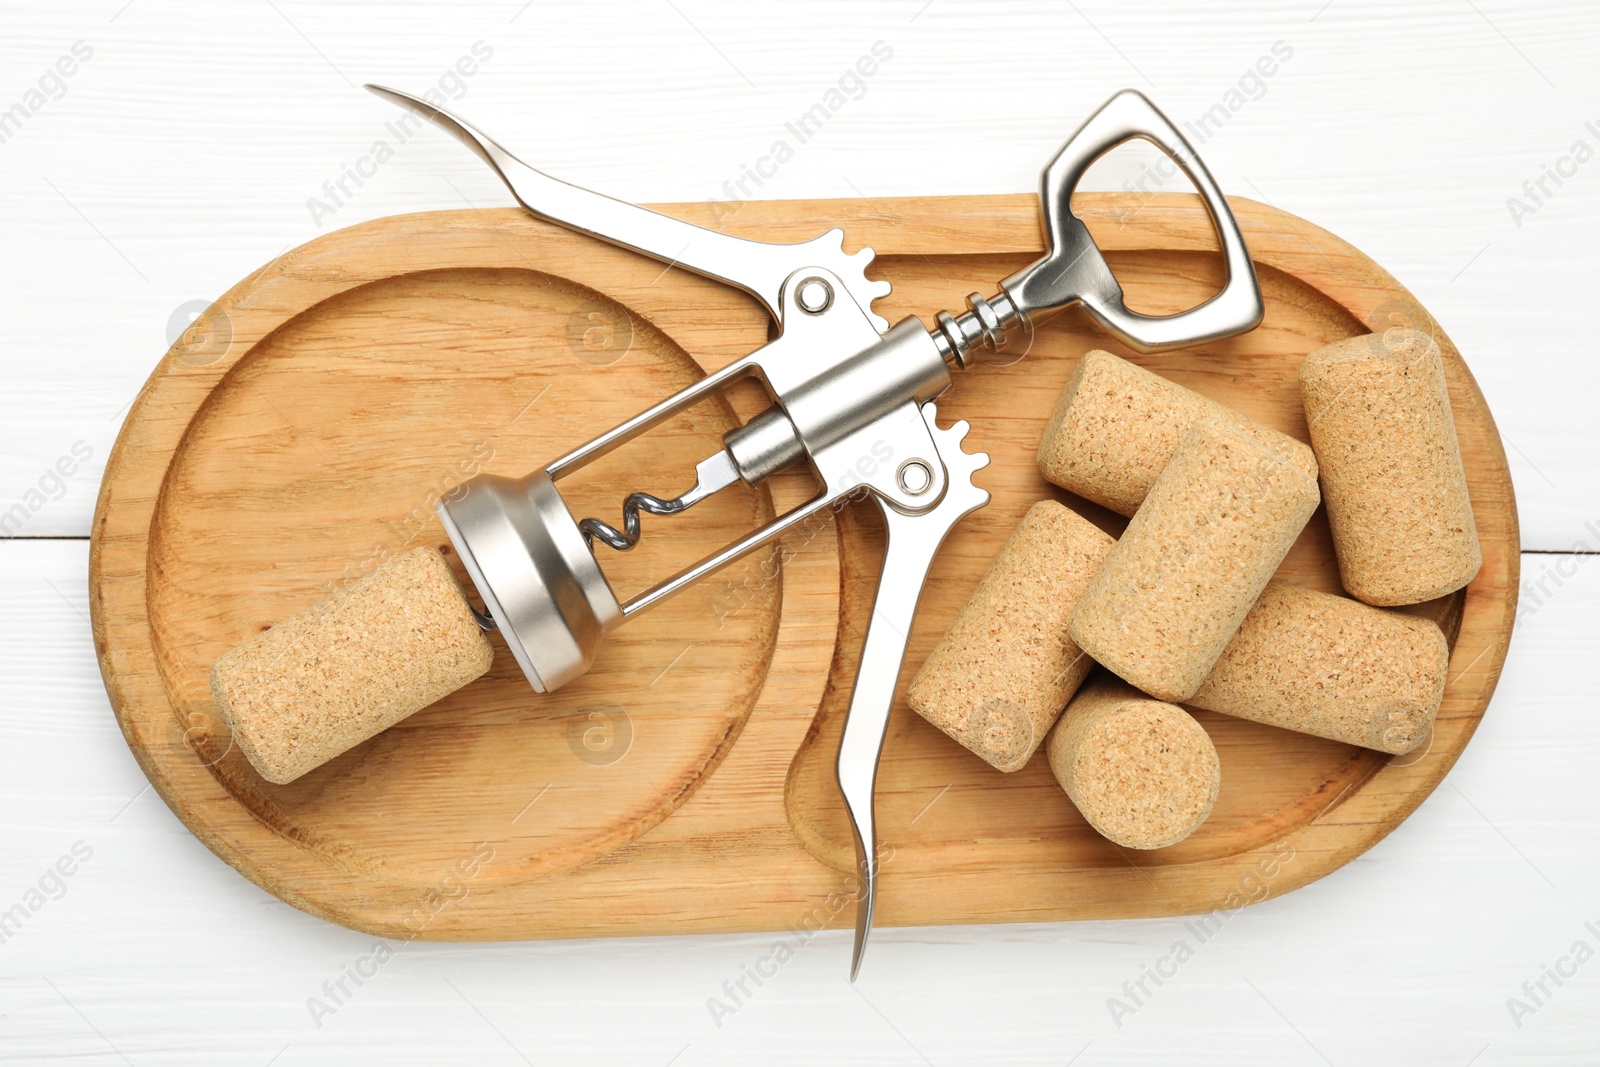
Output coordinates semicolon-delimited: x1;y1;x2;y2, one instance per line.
91;193;1517;942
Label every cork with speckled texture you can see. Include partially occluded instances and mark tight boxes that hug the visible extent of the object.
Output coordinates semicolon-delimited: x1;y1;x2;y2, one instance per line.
1069;417;1321;702
1046;675;1220;850
1189;580;1448;754
211;546;495;784
908;500;1115;771
1301;329;1481;606
1038;349;1318;516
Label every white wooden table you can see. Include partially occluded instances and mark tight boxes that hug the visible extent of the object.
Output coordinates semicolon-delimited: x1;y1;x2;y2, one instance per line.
3;1;1596;1063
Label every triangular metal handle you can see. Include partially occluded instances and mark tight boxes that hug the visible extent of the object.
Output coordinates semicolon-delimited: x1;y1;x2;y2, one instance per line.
1001;89;1263;352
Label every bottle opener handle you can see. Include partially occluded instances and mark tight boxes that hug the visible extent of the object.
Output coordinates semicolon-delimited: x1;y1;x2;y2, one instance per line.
1000;89;1264;352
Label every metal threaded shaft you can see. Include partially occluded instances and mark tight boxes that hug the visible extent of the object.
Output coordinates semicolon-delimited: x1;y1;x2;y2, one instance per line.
932;291;1024;370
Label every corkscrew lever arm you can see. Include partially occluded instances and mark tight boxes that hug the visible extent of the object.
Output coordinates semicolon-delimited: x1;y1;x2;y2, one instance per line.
836;405;990;980
366;84;890;330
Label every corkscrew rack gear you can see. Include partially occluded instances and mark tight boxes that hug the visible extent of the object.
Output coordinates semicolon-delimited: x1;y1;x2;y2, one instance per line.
368;84;1264;979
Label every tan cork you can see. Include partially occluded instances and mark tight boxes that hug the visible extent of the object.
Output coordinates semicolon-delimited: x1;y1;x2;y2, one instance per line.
1046;675;1220;850
1301;329;1482;606
1189;581;1449;754
210;547;495;784
1069;417;1321;702
1038;349;1317;516
908;500;1116;771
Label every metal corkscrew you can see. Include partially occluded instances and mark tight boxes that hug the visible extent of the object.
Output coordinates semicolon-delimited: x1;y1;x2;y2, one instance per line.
368;84;1263;979
577;452;739;552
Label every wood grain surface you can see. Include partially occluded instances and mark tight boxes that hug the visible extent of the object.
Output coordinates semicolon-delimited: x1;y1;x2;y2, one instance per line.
89;191;1517;941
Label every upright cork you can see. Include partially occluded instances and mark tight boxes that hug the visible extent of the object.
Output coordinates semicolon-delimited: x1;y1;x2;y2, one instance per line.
1046;675;1220;850
211;547;495;784
1038;349;1317;516
908;500;1115;771
1070;417;1320;702
1301;329;1481;605
1190;581;1449;754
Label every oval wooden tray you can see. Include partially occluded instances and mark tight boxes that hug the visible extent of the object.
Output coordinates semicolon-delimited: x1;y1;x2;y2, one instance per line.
91;193;1517;940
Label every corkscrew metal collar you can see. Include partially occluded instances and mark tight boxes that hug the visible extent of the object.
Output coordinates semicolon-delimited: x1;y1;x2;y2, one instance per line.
368;84;1263;978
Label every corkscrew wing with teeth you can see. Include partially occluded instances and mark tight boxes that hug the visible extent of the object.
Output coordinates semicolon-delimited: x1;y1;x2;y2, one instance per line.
837;406;990;980
365;86;893;331
371;86;1263;978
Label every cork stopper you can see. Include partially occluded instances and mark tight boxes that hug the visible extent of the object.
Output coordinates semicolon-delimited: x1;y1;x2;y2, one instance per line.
908;500;1115;771
1069;417;1321;702
1188;580;1448;754
210;547;495;784
1046;675;1220;850
1038;349;1317;516
1300;329;1481;605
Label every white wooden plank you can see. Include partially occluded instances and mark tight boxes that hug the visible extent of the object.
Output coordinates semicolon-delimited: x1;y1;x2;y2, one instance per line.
0;537;1593;1063
0;1;1596;546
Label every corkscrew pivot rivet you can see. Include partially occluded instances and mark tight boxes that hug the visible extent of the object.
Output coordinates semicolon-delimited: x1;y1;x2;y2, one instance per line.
897;459;933;496
795;276;834;314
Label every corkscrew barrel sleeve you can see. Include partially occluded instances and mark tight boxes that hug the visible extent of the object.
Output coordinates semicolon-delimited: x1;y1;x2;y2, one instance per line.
436;469;623;694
